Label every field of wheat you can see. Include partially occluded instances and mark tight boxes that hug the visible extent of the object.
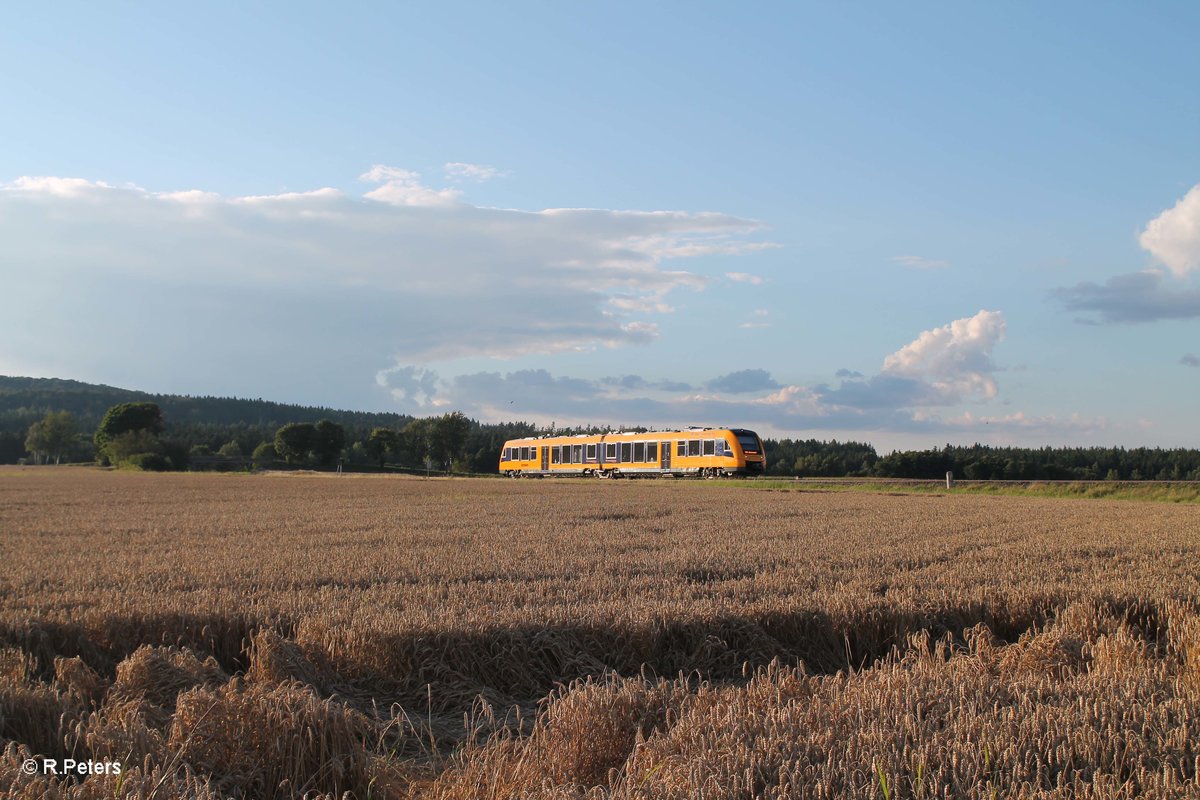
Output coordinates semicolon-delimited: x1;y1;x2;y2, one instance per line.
1;467;1198;799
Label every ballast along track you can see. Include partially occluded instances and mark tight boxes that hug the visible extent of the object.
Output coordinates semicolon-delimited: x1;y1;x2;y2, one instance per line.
498;426;766;479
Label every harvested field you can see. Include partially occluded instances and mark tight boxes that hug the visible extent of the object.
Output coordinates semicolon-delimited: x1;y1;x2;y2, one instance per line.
1;467;1198;798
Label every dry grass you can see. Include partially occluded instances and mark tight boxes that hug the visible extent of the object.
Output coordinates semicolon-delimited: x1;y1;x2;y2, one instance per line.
1;468;1198;798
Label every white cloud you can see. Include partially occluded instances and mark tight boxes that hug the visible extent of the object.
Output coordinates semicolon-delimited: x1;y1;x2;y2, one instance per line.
739;308;769;329
930;410;1105;432
1139;183;1200;277
8;176;113;196
608;294;675;314
725;271;765;284
444;162;508;182
359;165;462;206
891;255;950;270
881;310;1006;402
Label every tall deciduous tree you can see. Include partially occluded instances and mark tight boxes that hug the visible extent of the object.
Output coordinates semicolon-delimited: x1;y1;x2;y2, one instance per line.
274;422;316;464
366;427;398;468
431;411;470;471
94;403;165;464
25;410;79;464
312;419;346;466
403;418;433;467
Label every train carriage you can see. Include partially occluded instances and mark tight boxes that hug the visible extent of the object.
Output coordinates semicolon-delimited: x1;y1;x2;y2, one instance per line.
498;427;765;478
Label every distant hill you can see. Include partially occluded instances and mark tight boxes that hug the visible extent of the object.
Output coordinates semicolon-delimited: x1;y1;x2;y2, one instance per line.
0;375;414;436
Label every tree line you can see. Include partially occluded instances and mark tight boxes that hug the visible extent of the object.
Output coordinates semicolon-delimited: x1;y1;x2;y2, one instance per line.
4;378;1199;479
11;403;1200;481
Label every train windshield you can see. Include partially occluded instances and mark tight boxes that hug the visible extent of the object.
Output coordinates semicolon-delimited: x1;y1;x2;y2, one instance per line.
734;431;762;452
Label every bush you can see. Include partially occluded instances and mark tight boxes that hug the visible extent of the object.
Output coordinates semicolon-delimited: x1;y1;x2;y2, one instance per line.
216;440;243;458
125;452;171;471
251;441;276;467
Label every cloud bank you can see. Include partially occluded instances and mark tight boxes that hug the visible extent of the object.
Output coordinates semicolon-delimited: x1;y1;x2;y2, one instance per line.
378;309;1099;439
1052;270;1200;324
1;170;770;403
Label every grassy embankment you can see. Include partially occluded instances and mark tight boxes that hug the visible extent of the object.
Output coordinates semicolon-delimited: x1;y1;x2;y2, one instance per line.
735;476;1200;503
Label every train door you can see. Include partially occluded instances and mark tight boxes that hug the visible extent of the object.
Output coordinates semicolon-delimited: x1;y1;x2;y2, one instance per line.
541;447;549;471
661;440;671;470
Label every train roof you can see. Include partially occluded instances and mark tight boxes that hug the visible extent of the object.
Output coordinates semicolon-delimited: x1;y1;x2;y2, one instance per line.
502;427;752;443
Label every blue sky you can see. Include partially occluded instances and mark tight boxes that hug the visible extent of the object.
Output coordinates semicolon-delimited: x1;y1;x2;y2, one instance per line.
3;2;1199;451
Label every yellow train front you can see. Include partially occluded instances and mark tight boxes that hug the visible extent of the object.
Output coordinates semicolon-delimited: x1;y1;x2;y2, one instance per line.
498;427;765;478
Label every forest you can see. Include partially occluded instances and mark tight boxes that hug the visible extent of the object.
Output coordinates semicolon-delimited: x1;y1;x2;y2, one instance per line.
3;376;1199;479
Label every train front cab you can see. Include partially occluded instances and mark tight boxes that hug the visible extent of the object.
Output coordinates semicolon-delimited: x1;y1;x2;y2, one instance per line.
664;429;765;476
731;428;766;475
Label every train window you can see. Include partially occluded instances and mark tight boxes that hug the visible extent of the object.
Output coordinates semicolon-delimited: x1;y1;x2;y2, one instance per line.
676;441;685;457
573;445;583;463
633;442;645;462
605;442;617;460
621;442;632;462
736;432;761;452
688;440;700;456
501;448;509;461
531;446;538;461
648;443;658;462
519;447;527;460
586;444;597;461
551;447;559;464
703;439;715;456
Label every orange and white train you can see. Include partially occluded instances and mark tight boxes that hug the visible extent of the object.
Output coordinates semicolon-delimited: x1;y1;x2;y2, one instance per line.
498;427;765;478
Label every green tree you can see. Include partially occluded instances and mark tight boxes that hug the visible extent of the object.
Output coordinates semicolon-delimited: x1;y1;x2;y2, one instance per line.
25;410;79;464
431;411;470;471
24;422;49;465
251;441;276;467
312;419;346;466
216;440;243;458
366;427;398;468
274;423;316;464
403;418;434;467
94;403;165;465
105;430;166;468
